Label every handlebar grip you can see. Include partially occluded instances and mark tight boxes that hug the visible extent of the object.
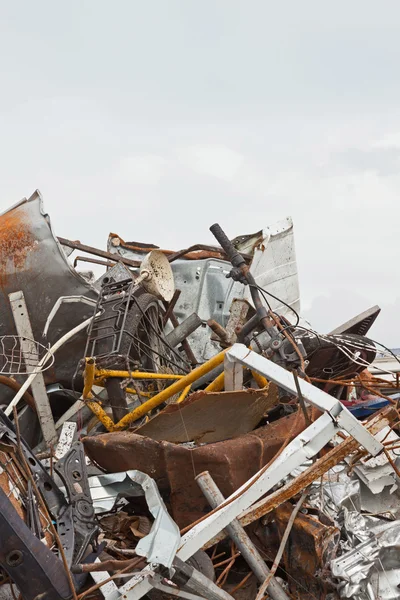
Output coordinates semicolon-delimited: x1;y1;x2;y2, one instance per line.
209;223;245;267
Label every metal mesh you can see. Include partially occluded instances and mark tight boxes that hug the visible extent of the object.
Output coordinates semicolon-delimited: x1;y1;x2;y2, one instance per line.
0;335;54;375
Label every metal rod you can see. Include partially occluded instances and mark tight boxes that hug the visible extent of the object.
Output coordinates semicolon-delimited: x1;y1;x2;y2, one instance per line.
207;319;229;344
205;371;225;392
292;370;311;426
162;289;181;326
176;385;192;404
255;491;307;600
196;471;290;600
95;370;185;380
74;255;116;268
58;237;141;268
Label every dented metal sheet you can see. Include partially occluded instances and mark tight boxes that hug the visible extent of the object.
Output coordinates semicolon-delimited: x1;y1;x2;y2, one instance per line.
107;218;300;362
134;386;278;444
272;503;339;599
83;410;310;528
0;191;97;390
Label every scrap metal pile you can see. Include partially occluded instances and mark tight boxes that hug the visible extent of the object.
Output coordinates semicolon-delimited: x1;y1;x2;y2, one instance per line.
0;191;399;600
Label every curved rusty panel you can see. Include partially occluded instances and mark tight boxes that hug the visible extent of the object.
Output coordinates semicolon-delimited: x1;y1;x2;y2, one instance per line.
83;410;308;528
0;191;97;389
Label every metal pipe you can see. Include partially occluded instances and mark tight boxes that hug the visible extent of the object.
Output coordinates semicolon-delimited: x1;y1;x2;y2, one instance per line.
207;319;229;344
169;311;198;366
205;371;225;392
83;358;95;399
165;313;202;348
176;385;192;404
95;370;184;380
196;471;290;600
192;364;224;389
112;349;228;430
237;313;260;342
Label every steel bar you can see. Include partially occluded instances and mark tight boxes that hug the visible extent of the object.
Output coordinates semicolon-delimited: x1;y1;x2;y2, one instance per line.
95;370;185;380
226;344;382;456
58;236;141;268
208;319;229;344
167;243;251;263
196;471;290;600
74;255;116;268
9;291;57;446
162;289;181;326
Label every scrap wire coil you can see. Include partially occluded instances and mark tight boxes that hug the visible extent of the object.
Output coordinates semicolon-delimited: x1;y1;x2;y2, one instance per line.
0;335;55;375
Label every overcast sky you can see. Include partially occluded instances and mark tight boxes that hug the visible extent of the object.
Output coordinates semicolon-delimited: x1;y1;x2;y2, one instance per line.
0;1;399;344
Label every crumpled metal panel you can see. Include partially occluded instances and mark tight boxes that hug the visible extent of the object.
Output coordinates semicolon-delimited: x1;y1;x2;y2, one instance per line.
90;470;180;570
0;191;97;390
88;472;143;513
107;218;300;362
331;513;400;598
262;502;340;600
83;410;309;528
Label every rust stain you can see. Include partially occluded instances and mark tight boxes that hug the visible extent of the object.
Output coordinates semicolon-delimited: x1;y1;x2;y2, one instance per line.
0;209;36;287
273;502;339;599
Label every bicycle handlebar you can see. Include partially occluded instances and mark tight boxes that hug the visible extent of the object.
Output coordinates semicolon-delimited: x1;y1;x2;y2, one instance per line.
209;223;246;268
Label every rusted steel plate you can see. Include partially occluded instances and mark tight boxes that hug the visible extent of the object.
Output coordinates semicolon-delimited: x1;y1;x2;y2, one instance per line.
0;191;97;393
273;503;339;599
83;410;308;528
134;387;278;444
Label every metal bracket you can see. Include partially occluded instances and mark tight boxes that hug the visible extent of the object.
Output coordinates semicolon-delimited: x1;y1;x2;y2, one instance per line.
226;344;382;455
223;353;243;391
55;441;99;565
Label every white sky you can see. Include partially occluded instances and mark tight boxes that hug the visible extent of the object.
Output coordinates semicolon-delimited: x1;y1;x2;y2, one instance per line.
1;1;400;344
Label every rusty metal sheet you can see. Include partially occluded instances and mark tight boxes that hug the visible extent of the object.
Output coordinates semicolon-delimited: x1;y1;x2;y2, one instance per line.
134;387;278;444
0;191;97;393
273;503;339;599
83;410;308;528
